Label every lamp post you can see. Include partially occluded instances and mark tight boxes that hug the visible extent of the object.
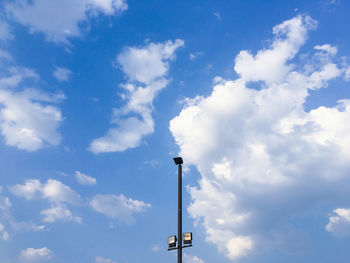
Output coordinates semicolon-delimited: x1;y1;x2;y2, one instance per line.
168;157;192;263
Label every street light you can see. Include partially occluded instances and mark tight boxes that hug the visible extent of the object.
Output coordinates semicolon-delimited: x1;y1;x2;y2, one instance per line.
168;235;177;248
167;157;192;263
173;157;183;165
183;232;192;245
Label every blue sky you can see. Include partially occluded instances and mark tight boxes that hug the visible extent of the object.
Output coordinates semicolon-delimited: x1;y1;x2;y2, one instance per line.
1;0;350;262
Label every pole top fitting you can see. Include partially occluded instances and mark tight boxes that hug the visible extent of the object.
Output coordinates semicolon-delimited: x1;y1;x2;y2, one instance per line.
173;157;183;165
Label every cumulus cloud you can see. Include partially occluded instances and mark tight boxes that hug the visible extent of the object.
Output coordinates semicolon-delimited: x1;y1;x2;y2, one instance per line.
184;254;205;263
325;208;350;237
75;171;97;185
234;16;317;84
5;0;127;43
41;204;82;223
53;67;72;82
10;179;81;224
19;247;54;262
9;179;42;200
314;44;338;56
10;179;80;204
95;256;117;263
170;15;350;260
90;194;151;223
0;67;64;151
89;39;184;153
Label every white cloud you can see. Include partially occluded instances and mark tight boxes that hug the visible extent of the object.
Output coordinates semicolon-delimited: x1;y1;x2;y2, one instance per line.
0;67;64;151
2;231;9;240
144;159;160;167
189;51;202;60
170;15;350;260
184;254;205;263
345;67;350;81
41;204;82;223
234;16;317;84
6;0;127;43
95;256;117;263
0;196;12;210
0;223;9;241
75;171;97;185
117;39;184;84
326;208;350;237
10;221;45;232
0;21;14;41
0;67;38;87
314;44;337;56
226;236;253;260
53;67;72;82
10;179;81;224
89;39;184;153
38;179;80;204
10;179;80;204
9;179;42;200
19;247;54;262
90;194;151;223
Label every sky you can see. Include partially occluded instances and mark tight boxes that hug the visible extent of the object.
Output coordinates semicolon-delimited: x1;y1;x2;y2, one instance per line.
1;0;350;262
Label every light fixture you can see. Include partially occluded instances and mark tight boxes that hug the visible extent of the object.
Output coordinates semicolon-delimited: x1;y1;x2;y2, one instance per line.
168;235;177;248
173;157;183;165
183;232;192;245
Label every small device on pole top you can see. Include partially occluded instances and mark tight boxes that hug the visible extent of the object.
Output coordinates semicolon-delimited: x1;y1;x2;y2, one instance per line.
173;157;183;165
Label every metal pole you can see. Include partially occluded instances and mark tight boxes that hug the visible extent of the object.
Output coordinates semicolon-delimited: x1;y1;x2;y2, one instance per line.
178;164;182;263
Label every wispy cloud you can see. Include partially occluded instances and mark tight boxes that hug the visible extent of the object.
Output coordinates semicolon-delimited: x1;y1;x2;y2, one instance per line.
75;171;97;185
5;0;128;43
95;256;117;263
53;67;72;82
90;194;151;223
19;247;54;262
89;39;184;153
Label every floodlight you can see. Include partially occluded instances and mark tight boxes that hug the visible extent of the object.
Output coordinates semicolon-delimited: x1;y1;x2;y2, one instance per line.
183;232;192;244
173;157;183;165
168;235;177;248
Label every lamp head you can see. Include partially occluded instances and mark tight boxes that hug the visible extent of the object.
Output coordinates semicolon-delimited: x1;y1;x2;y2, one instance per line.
168;235;177;248
183;232;192;245
173;157;183;165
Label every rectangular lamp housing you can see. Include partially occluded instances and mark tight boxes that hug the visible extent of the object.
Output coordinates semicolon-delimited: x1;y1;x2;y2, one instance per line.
183;232;192;244
168;235;177;248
